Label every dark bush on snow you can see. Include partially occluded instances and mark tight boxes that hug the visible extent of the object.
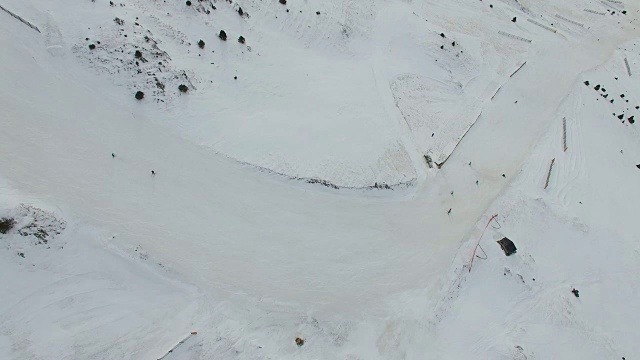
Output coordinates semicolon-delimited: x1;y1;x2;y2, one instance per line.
279;0;286;4
238;7;244;16
0;218;16;234
88;44;96;50
198;39;205;48
135;91;144;100
178;84;189;93
186;0;192;6
135;50;142;58
238;36;245;44
219;30;227;41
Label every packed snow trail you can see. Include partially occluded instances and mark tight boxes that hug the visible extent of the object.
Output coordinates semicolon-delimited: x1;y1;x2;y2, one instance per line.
1;3;639;314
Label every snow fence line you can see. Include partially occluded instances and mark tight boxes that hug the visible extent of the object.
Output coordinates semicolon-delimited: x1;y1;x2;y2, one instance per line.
498;31;532;43
601;1;622;11
544;158;555;189
555;14;584;27
157;332;198;360
0;4;40;33
624;57;632;76
435;111;483;169
562;118;568;152
510;62;527;78
584;9;606;15
526;19;557;33
491;86;502;100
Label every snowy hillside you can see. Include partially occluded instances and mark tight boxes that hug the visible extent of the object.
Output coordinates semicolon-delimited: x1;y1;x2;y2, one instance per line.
1;0;640;359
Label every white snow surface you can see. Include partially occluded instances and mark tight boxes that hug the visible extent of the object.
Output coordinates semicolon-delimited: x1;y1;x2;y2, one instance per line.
1;0;640;359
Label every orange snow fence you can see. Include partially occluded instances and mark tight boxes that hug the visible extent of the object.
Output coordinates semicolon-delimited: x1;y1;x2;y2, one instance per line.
468;214;498;272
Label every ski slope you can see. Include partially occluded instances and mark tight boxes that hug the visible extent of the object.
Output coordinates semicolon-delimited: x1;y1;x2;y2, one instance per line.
1;0;640;358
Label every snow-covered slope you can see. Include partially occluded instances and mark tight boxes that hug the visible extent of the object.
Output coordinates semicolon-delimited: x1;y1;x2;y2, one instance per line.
1;0;640;359
0;180;199;360
3;0;580;188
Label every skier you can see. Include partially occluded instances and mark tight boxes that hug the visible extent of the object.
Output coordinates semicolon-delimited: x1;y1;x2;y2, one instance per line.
475;180;479;185
447;208;452;215
450;191;454;196
151;170;156;176
111;153;115;158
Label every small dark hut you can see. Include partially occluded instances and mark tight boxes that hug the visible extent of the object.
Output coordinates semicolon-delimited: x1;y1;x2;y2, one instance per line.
497;237;517;256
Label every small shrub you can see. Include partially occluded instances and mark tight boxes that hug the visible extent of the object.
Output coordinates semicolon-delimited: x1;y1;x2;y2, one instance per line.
114;17;124;26
512;17;517;22
179;84;189;93
135;91;144;100
198;39;205;48
219;30;227;41
440;33;446;38
88;44;96;50
279;0;286;4
0;218;16;234
238;36;245;44
186;0;192;5
316;11;320;15
135;50;142;58
238;7;244;16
